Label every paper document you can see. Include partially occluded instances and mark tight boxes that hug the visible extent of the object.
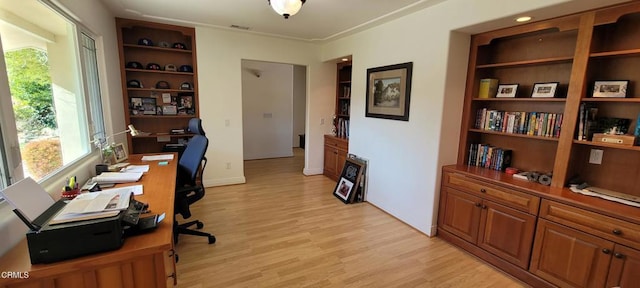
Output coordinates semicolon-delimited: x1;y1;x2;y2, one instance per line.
94;172;143;184
142;154;174;161
103;184;143;196
121;165;149;173
50;189;131;224
0;177;55;223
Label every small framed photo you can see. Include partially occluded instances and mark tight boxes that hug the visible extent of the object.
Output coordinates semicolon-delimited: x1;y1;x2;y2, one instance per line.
141;97;157;115
332;158;365;204
531;82;559;98
496;84;519;98
593;80;628;98
112;143;128;163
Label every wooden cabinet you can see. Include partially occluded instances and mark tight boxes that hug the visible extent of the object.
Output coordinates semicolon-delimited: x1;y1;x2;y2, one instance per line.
440;3;640;286
116;18;199;154
530;219;613;288
439;171;538;269
530;199;640;287
323;135;348;181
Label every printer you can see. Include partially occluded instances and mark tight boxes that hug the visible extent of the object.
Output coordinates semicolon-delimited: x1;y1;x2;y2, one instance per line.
0;178;148;264
24;200;125;264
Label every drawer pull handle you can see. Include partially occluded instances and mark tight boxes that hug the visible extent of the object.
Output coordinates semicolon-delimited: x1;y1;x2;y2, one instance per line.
614;253;624;259
168;272;176;279
481;204;487;209
480;188;487;193
602;248;611;254
475;203;481;207
612;229;622;235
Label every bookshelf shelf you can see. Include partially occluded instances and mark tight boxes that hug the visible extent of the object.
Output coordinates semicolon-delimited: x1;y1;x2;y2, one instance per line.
476;56;574;69
469;129;560;142
573;140;640;152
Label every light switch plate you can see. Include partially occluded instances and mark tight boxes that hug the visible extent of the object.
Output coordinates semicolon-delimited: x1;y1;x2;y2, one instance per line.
589;149;603;164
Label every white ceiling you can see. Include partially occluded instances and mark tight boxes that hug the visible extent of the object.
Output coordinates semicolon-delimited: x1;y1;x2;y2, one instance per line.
98;0;447;42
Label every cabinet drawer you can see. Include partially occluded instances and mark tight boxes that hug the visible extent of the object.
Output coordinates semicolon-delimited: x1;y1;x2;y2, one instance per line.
540;200;640;250
324;135;348;151
445;172;539;214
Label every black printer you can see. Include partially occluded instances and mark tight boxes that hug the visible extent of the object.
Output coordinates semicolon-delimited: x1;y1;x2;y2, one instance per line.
21;200;125;264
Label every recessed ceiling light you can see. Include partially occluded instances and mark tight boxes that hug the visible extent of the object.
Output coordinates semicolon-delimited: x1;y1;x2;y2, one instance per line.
516;16;532;23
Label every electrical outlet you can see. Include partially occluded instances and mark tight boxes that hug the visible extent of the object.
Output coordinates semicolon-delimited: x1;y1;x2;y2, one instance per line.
320;118;325;125
226;162;231;169
589;149;603;164
225;119;230;127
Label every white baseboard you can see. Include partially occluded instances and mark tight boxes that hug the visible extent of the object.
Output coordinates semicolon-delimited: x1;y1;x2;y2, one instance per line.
303;168;323;175
204;176;246;187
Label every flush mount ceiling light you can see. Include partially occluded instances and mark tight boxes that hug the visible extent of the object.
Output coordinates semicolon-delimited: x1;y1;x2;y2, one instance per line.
268;0;306;19
516;16;532;23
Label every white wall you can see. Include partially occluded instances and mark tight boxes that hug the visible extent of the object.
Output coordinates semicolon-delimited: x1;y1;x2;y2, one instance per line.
195;27;334;186
293;65;306;148
320;0;624;236
241;60;294;160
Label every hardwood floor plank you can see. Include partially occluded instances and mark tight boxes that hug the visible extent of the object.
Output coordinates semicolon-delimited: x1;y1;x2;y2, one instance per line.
175;149;527;287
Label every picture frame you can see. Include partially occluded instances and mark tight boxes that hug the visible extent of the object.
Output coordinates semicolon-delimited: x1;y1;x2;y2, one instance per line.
112;143;128;163
141;97;157;115
333;158;365;204
130;97;143;115
592;80;628;98
531;82;559;98
496;84;519;98
179;94;195;115
365;62;413;121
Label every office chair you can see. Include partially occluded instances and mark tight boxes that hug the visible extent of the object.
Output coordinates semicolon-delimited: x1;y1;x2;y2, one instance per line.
174;133;216;244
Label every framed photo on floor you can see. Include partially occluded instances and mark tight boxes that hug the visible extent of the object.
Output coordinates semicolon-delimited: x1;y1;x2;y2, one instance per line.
333;158;365;204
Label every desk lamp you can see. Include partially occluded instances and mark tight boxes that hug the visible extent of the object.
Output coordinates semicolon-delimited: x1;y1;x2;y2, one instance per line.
92;124;140;165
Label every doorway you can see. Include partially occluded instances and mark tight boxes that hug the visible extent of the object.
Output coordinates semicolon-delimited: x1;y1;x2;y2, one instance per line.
241;60;307;165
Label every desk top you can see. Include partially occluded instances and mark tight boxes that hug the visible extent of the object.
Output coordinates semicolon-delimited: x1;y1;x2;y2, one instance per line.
0;154;177;283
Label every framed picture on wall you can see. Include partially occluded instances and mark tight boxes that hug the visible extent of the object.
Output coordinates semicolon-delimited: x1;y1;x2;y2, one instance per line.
365;62;413;121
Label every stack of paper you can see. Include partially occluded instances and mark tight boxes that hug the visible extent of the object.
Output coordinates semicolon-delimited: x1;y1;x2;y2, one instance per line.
50;188;132;224
94;172;143;184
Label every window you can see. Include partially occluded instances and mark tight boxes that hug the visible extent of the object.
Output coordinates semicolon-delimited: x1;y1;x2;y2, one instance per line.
0;0;105;189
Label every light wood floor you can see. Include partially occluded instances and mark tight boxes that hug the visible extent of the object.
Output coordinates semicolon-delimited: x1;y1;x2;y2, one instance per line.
175;149;527;288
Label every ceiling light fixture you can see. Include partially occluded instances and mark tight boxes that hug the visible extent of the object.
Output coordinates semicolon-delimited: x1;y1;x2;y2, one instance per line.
268;0;306;19
516;16;532;23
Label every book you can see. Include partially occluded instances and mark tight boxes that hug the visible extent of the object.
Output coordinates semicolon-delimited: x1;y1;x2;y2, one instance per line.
478;78;499;98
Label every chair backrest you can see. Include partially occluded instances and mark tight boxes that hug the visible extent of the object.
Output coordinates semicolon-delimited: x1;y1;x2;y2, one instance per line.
188;118;205;136
178;134;208;185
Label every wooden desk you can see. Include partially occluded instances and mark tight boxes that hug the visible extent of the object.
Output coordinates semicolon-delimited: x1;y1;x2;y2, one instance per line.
0;154;178;288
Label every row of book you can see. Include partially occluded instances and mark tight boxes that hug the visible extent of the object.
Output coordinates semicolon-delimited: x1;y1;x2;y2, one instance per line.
335;118;350;139
475;108;563;138
468;143;512;171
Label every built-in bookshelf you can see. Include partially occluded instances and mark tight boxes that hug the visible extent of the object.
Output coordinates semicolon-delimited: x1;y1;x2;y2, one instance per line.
116;18;199;154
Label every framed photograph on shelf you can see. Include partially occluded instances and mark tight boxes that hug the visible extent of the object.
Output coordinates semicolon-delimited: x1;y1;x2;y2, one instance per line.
179;95;195;115
531;82;559;98
496;84;519;98
593;80;628;98
130;97;143;115
162;105;177;115
332;158;365;204
141;97;157;115
112;143;128;163
365;62;413;121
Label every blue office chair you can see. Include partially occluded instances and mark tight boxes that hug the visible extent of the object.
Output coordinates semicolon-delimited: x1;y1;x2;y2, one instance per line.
174;133;215;244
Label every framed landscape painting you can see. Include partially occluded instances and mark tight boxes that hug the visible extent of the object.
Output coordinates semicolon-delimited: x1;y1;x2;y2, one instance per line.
365;62;413;121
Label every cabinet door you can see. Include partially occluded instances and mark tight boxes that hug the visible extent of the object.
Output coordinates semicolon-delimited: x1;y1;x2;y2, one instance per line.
441;187;482;243
607;245;640;288
478;201;536;269
324;145;337;179
530;219;613;288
